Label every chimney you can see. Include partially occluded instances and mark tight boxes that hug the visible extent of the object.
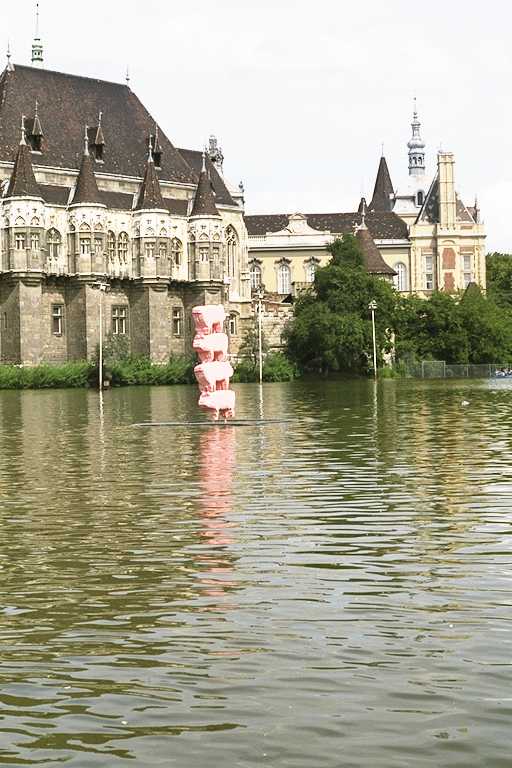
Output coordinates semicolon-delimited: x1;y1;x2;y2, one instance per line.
438;152;456;229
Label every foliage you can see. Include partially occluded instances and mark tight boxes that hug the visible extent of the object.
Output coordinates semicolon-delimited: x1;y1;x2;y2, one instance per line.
486;252;512;309
109;355;196;386
232;351;298;383
0;361;94;390
236;323;268;367
285;235;396;375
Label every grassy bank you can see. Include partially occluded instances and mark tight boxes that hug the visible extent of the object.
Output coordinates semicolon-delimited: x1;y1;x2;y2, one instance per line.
0;361;94;389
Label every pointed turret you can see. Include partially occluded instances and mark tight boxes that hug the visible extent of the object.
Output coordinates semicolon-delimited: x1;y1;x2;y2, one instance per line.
71;126;103;205
190;152;220;218
6;116;43;199
134;139;165;210
32;100;43;139
355;206;396;277
369;156;394;212
408;97;426;177
94;111;105;147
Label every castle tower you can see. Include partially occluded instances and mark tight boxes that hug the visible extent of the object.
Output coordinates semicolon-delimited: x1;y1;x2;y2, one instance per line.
68;127;107;275
408;98;426;177
188;151;223;283
133;140;170;279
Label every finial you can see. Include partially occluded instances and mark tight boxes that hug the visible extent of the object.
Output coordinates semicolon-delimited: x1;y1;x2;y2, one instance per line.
35;2;40;38
35;98;39;116
84;125;89;156
148;134;153;162
31;2;44;67
6;40;13;71
98;110;102;126
201;149;206;172
125;66;130;86
413;95;418;120
20;115;26;145
381;141;385;157
360;197;367;228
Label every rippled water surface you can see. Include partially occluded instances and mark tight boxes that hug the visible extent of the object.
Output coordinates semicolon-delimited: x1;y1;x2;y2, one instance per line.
1;379;512;767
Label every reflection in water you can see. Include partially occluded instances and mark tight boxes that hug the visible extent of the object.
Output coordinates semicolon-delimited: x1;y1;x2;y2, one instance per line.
0;380;511;767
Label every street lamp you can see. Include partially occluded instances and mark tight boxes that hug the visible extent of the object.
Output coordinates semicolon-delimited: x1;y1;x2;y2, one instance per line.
256;285;265;384
93;279;110;390
368;300;377;379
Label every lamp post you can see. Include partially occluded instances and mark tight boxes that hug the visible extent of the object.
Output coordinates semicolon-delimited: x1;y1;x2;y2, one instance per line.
368;300;377;379
256;285;265;384
94;279;110;390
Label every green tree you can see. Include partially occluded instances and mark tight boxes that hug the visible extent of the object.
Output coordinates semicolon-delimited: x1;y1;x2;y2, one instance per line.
486;252;512;309
285;235;397;375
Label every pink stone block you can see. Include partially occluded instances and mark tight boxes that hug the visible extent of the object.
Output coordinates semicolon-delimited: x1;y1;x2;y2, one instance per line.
193;332;228;362
192;305;226;336
198;389;236;420
194;361;234;392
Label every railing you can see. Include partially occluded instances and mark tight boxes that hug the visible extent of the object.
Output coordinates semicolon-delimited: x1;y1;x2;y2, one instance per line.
401;361;512;379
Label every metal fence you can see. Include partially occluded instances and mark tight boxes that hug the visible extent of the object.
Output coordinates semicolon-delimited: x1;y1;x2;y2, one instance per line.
403;361;512;379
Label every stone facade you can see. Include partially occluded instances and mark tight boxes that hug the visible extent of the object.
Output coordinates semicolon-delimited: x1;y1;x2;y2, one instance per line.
0;64;251;366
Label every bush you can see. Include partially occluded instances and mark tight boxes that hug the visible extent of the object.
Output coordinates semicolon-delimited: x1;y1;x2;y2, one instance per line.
0;361;94;390
232;351;298;383
109;355;196;386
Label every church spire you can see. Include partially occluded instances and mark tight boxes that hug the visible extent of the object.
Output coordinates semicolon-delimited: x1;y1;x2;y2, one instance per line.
71;125;103;205
369;154;394;212
31;2;44;68
6;115;43;198
134;136;165;210
408;97;426;177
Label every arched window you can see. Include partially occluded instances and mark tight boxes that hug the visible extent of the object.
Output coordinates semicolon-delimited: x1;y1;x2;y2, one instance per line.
305;260;317;283
171;238;183;266
118;232;129;263
225;226;238;277
393;262;408;292
107;231;116;260
47;228;61;259
229;313;238;336
277;262;291;294
250;262;262;290
417;190;424;207
158;240;168;259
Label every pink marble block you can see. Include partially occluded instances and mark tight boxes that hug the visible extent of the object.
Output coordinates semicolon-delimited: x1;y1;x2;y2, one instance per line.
194;361;234;393
193;332;229;362
192;305;226;336
198;389;236;420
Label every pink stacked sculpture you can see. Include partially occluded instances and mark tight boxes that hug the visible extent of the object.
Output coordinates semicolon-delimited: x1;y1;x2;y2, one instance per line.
192;305;235;420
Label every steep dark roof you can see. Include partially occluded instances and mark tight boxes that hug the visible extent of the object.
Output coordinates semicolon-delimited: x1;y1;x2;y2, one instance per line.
416;172;475;225
355;225;396;275
190;161;221;217
0;64;195;184
134;155;165;210
71;149;102;205
369;156;394;212
37;183;188;215
244;211;408;240
178;148;236;207
6;139;42;198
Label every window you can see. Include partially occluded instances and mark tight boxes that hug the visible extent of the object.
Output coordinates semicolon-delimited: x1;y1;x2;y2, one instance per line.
15;232;26;250
158;240;168;259
229;313;238;336
250;263;261;290
226;226;238;277
172;307;183;336
112;306;127;335
417;190;424;207
200;247;209;263
424;255;433;291
94;237;103;255
31;134;42;153
95;144;104;162
80;238;91;255
107;231;116;260
171;238;182;266
30;232;40;250
52;304;64;335
305;261;316;283
47;228;61;259
144;241;155;258
118;232;129;263
463;254;472;287
393;262;408;292
277;262;291;294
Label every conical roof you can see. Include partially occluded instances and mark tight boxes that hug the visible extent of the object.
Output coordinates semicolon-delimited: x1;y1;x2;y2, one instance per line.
134;149;165;210
190;154;220;217
6;123;42;199
71;129;103;205
369;156;394;212
355;223;396;275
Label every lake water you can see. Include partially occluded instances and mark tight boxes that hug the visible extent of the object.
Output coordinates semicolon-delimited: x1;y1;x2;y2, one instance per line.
0;379;511;767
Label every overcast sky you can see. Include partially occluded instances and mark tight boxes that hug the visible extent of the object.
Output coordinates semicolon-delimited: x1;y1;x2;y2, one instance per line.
2;0;510;250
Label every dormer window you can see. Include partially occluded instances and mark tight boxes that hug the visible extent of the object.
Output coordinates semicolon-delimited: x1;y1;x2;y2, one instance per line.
95;143;104;162
90;113;105;163
150;128;162;168
153;147;162;168
30;133;42;153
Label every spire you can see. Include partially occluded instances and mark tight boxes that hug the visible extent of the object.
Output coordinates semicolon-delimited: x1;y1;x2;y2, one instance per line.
125;66;130;86
6;41;14;72
190;152;221;218
31;2;44;68
94;111;105;146
71;125;103;205
408;97;426;177
134;139;165;210
32;99;43;138
5;115;42;198
369;155;394;212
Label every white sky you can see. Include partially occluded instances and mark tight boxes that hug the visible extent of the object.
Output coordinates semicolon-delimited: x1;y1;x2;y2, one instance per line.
2;0;510;251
